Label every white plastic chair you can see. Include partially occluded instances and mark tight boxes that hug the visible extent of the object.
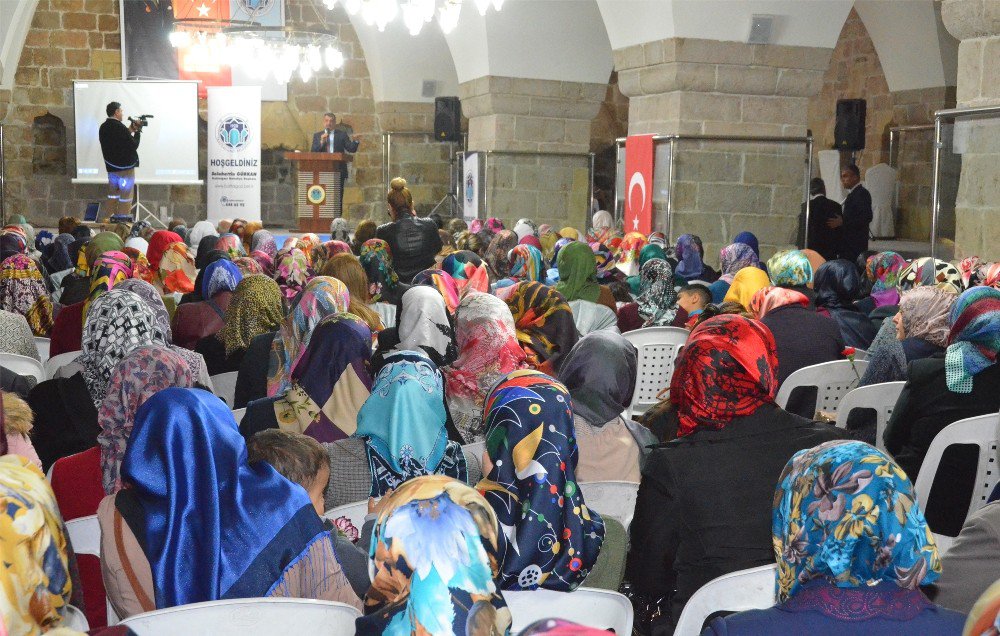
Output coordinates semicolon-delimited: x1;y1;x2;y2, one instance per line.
119;598;361;634
621;326;689;417
64;604;90;631
505;587;633;634
65;514;101;558
322;499;368;535
34;336;51;361
232;408;246;424
463;441;485;461
913;411;1000;554
0;352;46;383
673;565;777;636
834;381;906;451
44;349;81;379
211;371;238;407
579;481;639;531
374;301;397;329
775;359;870;416
852;349;869;361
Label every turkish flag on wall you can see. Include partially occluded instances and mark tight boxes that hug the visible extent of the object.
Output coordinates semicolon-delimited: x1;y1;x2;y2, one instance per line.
624;134;655;235
173;0;233;98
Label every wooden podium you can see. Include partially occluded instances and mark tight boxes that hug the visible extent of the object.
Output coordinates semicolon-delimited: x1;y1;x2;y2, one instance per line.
283;152;353;232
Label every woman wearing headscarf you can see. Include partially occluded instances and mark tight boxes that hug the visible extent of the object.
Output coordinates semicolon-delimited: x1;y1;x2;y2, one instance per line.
814;259;877;349
753;285;844;386
557;331;648;484
311;240;352;274
0;309;40;361
196;274;284;376
443;292;528;443
356;475;512;635
857;251;908;313
623;243;666;295
227;218;248;243
555;240;617;312
674;233;717;283
891;286;957;365
411;267;461;314
980;262;1000;289
897;256;962;294
359;238;409;328
41;238;75;302
732;231;760;259
352;218;378;255
145;230;183;272
708;243;760;303
98;388;362;618
155;241;196;297
441;250;491;297
171;259;242;350
213;232;246;261
483;230;518;281
613;231;647;280
275;248;310;301
767;249;816;305
372;285;456;373
589;210;614;243
0;254;55;336
266;277;351;397
722;266;772;310
707;440;961;634
883;286;1000;536
329;217;351;242
494;244;546;293
505;282;580;374
513;217;538;242
243;314;372;443
627;316;843;630
0;455;78;634
241;220;262;252
320;252;384;333
186;220;218;252
48;250;134;356
355;350;467;497
617;258;684;333
478;370;607;591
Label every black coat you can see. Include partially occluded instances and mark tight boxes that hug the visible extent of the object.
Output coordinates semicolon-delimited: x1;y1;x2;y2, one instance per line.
194;334;244;376
233;331;276;409
98;118;141;172
799;195;842;261
376;217;442;283
760;304;844;385
883;356;1000;536
27;373;99;470
838;185;873;262
626;403;844;626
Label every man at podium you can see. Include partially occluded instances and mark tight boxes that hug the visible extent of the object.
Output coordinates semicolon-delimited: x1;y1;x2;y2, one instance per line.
311;113;360;214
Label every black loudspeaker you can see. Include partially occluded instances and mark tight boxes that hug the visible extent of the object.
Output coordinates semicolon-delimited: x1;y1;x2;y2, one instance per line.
834;98;866;151
434;96;462;142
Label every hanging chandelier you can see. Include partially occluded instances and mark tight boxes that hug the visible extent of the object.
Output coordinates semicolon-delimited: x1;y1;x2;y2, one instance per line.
168;19;346;84
322;0;505;35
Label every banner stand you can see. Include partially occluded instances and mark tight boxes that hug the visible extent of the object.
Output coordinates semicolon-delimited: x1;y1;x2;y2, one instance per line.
207;86;262;223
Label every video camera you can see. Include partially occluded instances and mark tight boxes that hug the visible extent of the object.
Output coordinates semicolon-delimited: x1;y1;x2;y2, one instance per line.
128;114;154;128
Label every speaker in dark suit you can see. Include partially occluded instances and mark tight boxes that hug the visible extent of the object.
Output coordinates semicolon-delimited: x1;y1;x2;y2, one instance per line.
836;164;873;263
310;113;360;214
798;177;842;261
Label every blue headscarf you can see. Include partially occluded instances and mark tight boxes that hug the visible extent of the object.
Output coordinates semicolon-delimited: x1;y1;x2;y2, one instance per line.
945;286;1000;393
121;388;327;608
674;233;704;281
201;258;243;299
355;350;467;496
733;231;760;259
814;259;862;310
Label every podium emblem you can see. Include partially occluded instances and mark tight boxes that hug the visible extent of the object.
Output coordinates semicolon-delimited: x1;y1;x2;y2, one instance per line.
307;184;327;205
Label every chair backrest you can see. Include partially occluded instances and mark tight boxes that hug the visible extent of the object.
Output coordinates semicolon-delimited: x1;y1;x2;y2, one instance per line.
504;587;633;634
0;352;45;383
44;350;81;379
322;499;368;537
775;359;870;416
63;604;90;631
34;336;51;362
118;598;361;634
621;326;689;417
673;565;777;636
579;481;639;531
852;349;869;361
232;408;246;424
834;381;906;451
913;411;1000;545
65;514;101;557
211;371;239;407
374;301;397;330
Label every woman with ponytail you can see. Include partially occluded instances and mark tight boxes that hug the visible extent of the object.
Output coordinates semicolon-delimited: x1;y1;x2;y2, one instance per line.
375;177;442;283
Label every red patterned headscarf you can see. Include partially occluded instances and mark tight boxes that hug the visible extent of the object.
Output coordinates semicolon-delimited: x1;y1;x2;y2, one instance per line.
670;314;779;437
749;286;809;319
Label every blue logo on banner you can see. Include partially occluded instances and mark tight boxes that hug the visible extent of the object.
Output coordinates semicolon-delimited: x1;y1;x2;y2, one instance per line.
217;115;252;152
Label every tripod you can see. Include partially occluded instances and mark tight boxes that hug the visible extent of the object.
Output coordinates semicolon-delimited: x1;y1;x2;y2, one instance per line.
130;182;167;228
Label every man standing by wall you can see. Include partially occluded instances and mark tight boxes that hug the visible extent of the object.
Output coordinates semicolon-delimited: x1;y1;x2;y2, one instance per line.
828;164;872;262
799;177;842;261
98;101;142;217
311;112;360;216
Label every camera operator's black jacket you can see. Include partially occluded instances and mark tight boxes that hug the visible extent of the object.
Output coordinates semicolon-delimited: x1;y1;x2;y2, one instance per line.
99;117;141;172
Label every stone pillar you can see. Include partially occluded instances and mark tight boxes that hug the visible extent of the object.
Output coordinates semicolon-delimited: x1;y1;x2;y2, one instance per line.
613;38;831;259
459;76;606;230
942;0;1000;258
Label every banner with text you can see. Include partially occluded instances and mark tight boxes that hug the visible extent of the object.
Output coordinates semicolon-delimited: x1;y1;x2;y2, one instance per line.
207;86;261;223
624;134;655;234
463;152;480;222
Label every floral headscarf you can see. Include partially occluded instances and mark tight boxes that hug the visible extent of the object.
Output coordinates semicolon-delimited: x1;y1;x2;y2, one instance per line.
959;256;984;289
97;345;194;494
484;230;518;280
772;440;940;602
275;248;310;300
359;238;399;302
145;230;182;270
201;259;243;299
233;256;262;276
719;243;760;284
670;315;778;437
505;282;580;373
636;258;678;327
506;244;545;285
412;268;460;314
157;242;196;293
615;231;647;277
214;233;246;260
555;241;601;303
865;251;908;293
0;455;73;634
297;233;321;263
442;251;490;297
945;286;1000;393
266;276;350;396
0;254;48;318
311;240;352;274
273;313;372;442
767;250;814;287
250;229;277;259
898;286;957;349
979;262;1000;289
123;246;154;283
83;250;133;321
750;286;809;319
485;217;504;233
478;370;605;591
216;274;283;356
356;350;467;496
897;257;961;294
358;476;512;635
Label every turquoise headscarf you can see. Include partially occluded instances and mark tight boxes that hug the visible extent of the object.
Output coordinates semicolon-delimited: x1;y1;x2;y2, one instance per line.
767;250;813;287
945;286;1000;393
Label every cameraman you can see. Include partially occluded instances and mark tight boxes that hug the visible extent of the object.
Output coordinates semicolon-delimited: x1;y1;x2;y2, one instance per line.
99;101;142;217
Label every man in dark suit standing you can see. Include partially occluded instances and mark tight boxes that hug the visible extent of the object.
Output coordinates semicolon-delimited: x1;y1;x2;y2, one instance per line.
798;177;842;261
828;164;872;263
311;112;360;216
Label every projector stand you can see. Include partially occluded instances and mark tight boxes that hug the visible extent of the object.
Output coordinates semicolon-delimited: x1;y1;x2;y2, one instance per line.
130;183;167;229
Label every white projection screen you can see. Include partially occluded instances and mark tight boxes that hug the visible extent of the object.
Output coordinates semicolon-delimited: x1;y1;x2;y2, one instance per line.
73;80;201;184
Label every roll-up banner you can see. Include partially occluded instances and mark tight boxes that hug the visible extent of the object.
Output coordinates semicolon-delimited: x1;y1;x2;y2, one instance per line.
207;86;261;223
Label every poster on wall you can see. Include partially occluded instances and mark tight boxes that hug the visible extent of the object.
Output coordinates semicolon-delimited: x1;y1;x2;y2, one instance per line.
463;152;480;222
120;0;287;101
207;86;261;223
624;134;655;234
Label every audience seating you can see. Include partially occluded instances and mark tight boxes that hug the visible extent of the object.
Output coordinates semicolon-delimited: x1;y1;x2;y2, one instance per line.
0;352;45;383
851;349;869;361
64;514;119;625
504;587;633;634
834;381;906;451
43;349;80;379
64;605;90;631
210;371;238;407
775;359;870;416
672;564;777;636
579;480;639;531
323;500;368;535
33;336;50;361
231;408;246;424
913;411;1000;554
118;598;361;634
621;326;689;417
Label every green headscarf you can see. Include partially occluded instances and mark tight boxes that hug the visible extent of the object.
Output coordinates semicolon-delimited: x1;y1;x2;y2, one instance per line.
626;244;668;294
555;241;601;303
84;231;126;268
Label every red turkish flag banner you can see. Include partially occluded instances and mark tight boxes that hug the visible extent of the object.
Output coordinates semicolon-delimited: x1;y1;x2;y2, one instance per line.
173;0;233;98
624;134;655;235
